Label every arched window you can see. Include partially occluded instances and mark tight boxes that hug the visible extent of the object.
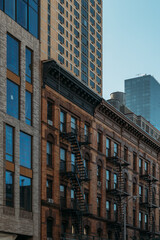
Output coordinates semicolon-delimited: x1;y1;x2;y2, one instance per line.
47;218;53;238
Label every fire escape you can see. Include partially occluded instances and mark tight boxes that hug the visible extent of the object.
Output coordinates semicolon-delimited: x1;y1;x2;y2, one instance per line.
106;147;130;240
139;162;158;240
60;122;90;239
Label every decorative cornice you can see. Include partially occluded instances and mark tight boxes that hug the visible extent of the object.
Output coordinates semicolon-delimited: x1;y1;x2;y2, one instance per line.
96;100;160;152
43;60;102;116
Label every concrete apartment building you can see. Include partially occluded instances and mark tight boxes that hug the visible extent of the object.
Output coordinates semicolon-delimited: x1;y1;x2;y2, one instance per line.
0;2;41;240
41;0;103;96
42;60;160;240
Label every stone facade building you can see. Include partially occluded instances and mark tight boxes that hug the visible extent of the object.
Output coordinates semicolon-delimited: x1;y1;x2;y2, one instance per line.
0;5;41;240
42;60;160;240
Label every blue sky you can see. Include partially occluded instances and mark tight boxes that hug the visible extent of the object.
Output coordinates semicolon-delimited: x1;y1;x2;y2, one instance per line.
103;0;160;99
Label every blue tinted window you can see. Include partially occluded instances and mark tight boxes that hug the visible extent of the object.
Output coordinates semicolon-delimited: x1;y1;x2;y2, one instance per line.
20;132;32;168
7;34;19;75
7;79;19;119
0;0;3;10
6;171;14;207
5;0;15;19
26;48;32;83
20;175;32;211
17;0;27;29
25;91;32;125
6;125;14;162
29;6;38;38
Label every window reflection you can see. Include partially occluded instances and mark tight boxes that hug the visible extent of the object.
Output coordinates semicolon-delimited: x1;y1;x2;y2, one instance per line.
6;125;14;162
25;91;32;125
6;171;14;207
20;132;32;168
7;34;19;75
7;79;19;119
20;175;32;211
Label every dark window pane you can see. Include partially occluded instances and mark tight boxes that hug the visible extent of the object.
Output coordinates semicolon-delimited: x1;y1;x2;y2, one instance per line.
5;0;15;19
17;0;27;29
47;219;53;238
29;6;38;38
7;79;19;119
6;125;14;162
7;34;19;75
6;171;14;207
26;48;32;83
25;91;32;125
47;141;52;167
0;0;3;10
20;132;32;168
20;175;32;211
47;179;52;199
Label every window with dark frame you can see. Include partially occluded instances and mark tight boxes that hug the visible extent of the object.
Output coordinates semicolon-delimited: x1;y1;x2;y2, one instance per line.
139;185;142;203
106;200;110;219
133;152;137;171
106;138;110;157
6;171;14;207
46;179;53;199
114;203;118;221
97;132;101;151
124;146;128;162
7;34;19;75
47;141;52;167
20;132;32;169
71;116;76;133
152;163;156;177
84;124;89;142
25;90;32;126
60;148;66;172
7;79;19;119
144;161;148;175
60;185;66;208
144;214;148;230
47;101;53;125
139;212;142;229
5;125;14;162
97;197;101;217
106;170;110;190
47;218;53;238
139;158;142;175
133;209;136;227
114;173;118;189
114;143;118;157
60;110;66;132
25;47;32;83
97;165;101;182
20;175;32;212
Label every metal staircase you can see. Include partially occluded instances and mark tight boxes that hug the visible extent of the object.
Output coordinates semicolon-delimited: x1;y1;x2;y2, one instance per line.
60;125;90;237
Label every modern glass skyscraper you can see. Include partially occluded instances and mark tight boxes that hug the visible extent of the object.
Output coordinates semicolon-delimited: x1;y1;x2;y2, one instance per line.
125;75;160;130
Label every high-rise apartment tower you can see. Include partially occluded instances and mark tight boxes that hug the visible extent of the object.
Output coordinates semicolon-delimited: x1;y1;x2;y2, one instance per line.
41;0;103;96
125;75;160;131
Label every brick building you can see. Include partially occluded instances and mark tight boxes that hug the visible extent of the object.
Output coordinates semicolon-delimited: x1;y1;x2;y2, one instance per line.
42;60;160;240
0;3;41;240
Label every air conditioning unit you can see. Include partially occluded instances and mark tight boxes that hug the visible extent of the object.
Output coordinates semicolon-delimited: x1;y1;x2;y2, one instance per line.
97;181;101;187
48;198;54;204
48;120;53;126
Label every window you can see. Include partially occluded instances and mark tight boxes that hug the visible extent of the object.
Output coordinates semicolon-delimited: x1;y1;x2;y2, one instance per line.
71;116;76;133
97;197;101;217
133;209;136;227
133;152;137;171
84;124;89;142
106;170;110;190
47;179;52;199
25;91;32;125
6;171;14;207
5;125;14;162
47;218;53;238
71;153;76;172
90;80;95;89
47;101;53;125
47;141;52;167
7;79;19;119
114;173;118;189
25;48;32;83
145;214;148;230
124;146;128;162
133;179;136;196
60;185;66;208
60;111;66;132
60;148;66;172
114;203;118;221
96;85;101;93
144;161;148;174
20;175;32;211
152;163;156;177
5;0;15;19
97;132;101;151
106;138;110;157
97;165;101;182
139;212;142;229
145;188;148;203
20;132;31;169
139;186;142;203
106;200;110;219
139;158;142;175
114;143;118;157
